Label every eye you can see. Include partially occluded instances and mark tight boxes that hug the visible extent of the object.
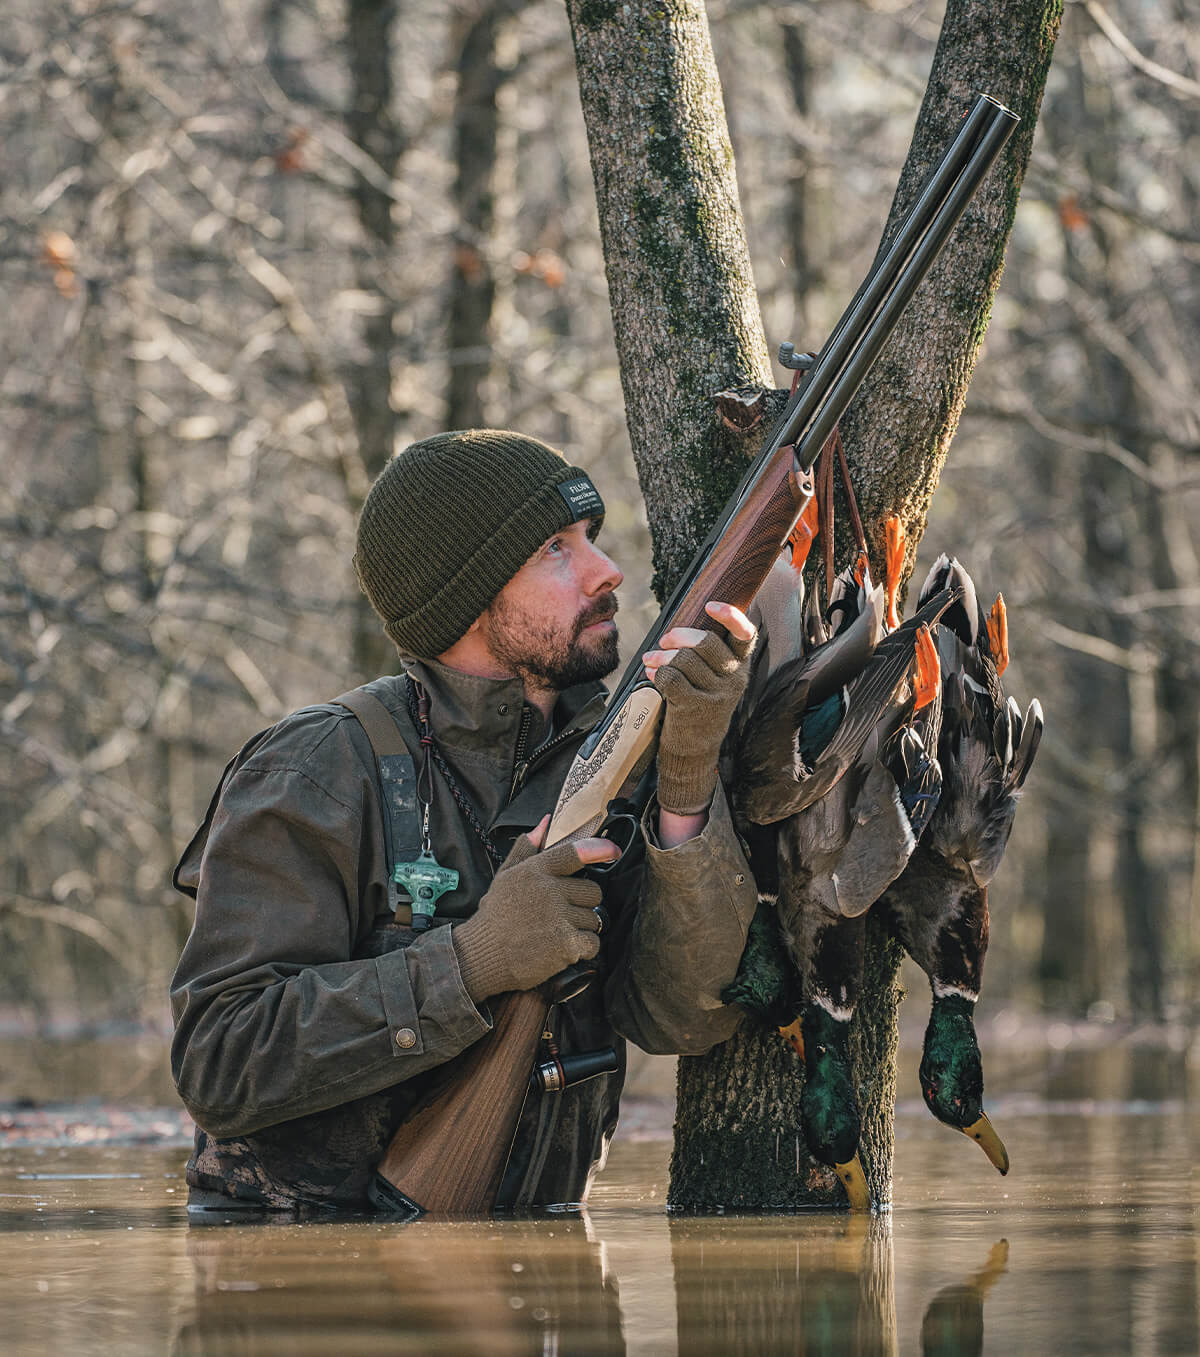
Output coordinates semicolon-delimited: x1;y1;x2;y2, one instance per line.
545;537;565;556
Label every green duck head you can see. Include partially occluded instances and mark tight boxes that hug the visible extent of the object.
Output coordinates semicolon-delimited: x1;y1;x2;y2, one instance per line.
800;1004;862;1168
920;992;1008;1174
721;897;801;1028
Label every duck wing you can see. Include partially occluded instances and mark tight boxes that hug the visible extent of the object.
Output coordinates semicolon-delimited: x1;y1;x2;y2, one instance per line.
733;584;885;825
766;584;959;820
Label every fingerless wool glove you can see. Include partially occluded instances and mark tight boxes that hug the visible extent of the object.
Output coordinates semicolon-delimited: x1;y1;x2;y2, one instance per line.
452;835;603;1002
654;627;756;815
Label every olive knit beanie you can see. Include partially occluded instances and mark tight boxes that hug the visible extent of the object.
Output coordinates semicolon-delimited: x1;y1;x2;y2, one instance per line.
354;429;605;658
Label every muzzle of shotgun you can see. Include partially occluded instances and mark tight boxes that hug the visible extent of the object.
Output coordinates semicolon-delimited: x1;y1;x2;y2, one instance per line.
531;1046;619;1094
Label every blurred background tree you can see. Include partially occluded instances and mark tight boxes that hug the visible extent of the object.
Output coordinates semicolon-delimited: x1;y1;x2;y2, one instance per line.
1;0;1197;1103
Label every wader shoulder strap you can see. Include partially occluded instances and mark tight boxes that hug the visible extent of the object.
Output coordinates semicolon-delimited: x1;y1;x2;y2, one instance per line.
334;687;421;924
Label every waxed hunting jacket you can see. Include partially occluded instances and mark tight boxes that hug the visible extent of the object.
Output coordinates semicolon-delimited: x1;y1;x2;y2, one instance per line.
170;660;758;1211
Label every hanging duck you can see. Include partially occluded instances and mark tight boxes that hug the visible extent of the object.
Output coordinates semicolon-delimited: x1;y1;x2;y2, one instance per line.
875;555;1043;1176
733;562;952;829
725;544;955;1207
770;724;942;1209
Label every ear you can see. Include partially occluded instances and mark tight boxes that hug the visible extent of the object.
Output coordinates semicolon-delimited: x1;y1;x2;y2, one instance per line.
434;610;489;668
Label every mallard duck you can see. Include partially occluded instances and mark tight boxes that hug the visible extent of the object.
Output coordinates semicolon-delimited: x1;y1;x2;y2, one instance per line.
726;572;954;1208
726;722;945;1208
733;576;954;828
773;659;945;1206
877;556;1043;1175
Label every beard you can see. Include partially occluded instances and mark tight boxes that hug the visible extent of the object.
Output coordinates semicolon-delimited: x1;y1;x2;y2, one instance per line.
485;593;620;692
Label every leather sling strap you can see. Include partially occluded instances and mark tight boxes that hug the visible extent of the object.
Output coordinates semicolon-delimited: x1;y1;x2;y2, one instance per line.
334;687;420;925
334;686;410;756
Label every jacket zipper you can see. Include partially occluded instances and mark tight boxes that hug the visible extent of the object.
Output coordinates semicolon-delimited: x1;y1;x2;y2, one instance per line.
508;718;581;804
508;706;533;802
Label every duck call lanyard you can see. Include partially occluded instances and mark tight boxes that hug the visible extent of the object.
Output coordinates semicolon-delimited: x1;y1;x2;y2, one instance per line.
396;677;504;930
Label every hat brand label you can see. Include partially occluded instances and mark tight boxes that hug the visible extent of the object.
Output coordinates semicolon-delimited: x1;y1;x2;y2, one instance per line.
557;476;605;521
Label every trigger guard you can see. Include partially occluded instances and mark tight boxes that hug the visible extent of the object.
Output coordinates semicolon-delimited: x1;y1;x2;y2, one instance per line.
543;960;600;1005
585;810;641;879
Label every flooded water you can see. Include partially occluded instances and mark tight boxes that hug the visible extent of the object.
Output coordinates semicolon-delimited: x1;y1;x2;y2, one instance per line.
2;1044;1197;1355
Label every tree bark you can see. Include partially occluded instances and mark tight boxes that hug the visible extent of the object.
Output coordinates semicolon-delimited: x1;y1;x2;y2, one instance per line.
568;0;1060;1208
566;0;773;601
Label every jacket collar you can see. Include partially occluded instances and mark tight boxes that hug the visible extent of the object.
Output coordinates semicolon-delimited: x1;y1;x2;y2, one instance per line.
402;658;607;757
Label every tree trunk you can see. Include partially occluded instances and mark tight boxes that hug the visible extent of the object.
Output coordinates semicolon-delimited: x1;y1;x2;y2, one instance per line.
566;0;773;601
834;0;1062;579
569;0;1059;1208
780;16;821;342
346;0;404;475
1038;22;1169;1020
445;0;525;432
1039;787;1100;1013
346;0;407;680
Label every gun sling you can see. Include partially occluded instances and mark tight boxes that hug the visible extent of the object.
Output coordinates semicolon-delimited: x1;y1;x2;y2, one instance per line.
334;687;422;926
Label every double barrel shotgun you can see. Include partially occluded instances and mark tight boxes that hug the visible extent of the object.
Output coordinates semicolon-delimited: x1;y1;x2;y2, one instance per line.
369;94;1020;1220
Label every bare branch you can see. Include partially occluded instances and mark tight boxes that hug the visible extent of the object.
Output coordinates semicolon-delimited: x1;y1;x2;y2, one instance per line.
1080;0;1200;102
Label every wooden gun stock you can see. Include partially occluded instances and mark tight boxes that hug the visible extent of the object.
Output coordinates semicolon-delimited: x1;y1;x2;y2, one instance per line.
370;94;1018;1219
370;988;550;1219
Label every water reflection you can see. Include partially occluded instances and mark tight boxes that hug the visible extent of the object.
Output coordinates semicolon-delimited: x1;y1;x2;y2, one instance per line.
666;1214;1012;1356
2;1051;1198;1356
918;1239;1007;1357
669;1214;896;1354
176;1216;624;1355
165;1203;1020;1356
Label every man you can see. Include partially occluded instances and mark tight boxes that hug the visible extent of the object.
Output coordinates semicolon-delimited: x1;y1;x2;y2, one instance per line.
171;429;759;1214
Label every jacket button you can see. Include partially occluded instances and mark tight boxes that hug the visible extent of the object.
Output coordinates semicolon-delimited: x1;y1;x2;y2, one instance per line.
395;1027;417;1049
497;703;509;715
735;873;745;885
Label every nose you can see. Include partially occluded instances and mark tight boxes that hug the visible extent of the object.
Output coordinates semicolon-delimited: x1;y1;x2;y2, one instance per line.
582;537;623;595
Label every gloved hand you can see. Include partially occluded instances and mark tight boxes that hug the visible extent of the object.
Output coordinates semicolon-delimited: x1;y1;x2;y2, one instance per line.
644;602;757;815
452;820;618;1002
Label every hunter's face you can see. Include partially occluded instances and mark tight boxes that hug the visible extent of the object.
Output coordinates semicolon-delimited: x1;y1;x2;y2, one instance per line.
480;518;623;691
